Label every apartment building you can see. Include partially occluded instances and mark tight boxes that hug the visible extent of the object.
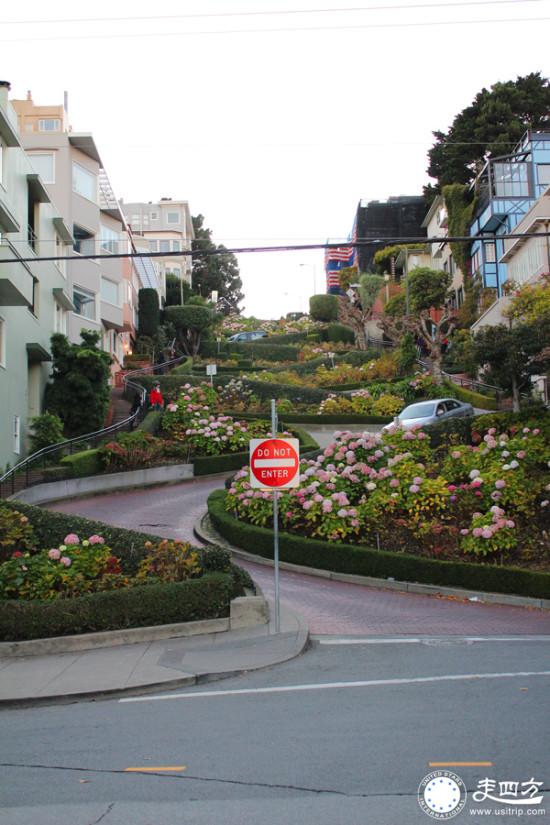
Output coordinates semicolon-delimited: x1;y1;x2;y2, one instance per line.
0;81;74;469
421;195;465;309
12;92;137;372
120;198;194;298
468;130;550;296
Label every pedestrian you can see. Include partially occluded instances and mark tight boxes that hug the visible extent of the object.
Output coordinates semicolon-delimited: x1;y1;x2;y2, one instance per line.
149;382;164;411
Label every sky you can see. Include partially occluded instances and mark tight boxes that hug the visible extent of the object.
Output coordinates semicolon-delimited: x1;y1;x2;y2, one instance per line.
2;0;549;317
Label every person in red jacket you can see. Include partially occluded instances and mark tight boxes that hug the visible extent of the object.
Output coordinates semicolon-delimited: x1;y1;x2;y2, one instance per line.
149;382;164;411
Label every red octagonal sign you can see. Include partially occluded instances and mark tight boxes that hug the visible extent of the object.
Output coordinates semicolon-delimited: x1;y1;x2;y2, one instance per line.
249;438;300;489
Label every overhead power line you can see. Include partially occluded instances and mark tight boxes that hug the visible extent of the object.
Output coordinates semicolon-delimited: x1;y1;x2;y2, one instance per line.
0;0;541;26
0;232;546;265
1;13;547;42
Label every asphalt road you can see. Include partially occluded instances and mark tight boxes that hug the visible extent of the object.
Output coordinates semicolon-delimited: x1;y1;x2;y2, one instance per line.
48;477;550;637
1;639;549;825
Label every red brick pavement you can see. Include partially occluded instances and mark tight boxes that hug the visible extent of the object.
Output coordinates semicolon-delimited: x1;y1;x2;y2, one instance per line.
48;479;550;637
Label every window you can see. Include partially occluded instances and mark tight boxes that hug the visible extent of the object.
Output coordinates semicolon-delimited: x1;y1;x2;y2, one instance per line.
493;161;529;198
101;277;119;305
471;249;481;275
150;240;158;252
0;316;5;367
166;211;180;224
38;119;60;131
72;162;97;202
160;240;170;253
28;152;55;184
73;286;96;320
537;165;550;188
484;242;496;263
130;214;140;228
171;266;181;277
150;211;159;220
13;416;20;455
73;225;95;255
172;240;181;252
100;224;118;254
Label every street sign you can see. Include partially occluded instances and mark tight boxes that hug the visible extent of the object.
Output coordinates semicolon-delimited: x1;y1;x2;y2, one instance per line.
249;438;300;489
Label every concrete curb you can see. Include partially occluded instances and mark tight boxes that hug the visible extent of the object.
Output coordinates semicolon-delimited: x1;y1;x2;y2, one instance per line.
195;513;550;612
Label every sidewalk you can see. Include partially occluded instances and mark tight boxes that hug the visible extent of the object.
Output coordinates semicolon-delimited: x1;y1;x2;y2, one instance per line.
0;603;308;707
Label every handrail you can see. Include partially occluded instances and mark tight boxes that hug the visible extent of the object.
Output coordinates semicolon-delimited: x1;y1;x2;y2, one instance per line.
0;353;188;498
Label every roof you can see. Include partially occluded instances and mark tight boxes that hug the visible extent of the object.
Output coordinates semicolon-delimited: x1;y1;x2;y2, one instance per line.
133;254;161;291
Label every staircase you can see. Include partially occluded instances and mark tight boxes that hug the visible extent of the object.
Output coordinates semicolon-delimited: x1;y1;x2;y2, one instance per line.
108;387;133;427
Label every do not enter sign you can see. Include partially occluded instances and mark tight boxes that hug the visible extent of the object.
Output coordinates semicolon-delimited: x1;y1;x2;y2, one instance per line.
249;438;300;489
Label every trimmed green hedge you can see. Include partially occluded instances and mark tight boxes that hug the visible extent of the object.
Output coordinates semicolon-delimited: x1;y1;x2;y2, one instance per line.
222;411;391;425
0;572;234;641
60;449;101;478
320;323;355;344
310;294;339;322
200;341;300;362
443;380;499;411
208;490;550;600
170;357;193;375
242;379;330;404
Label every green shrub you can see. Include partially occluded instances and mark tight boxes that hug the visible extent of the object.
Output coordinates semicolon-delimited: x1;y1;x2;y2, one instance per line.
321;323;355;344
28;412;65;455
0;507;37;561
0;572;234;641
60;449;101;478
310;294;339;322
170;357;193;375
138;289;160;337
209;490;550;600
137;411;163;435
342;349;383;366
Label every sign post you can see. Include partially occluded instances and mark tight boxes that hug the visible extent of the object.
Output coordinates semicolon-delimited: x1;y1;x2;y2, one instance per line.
249;400;300;633
206;363;217;387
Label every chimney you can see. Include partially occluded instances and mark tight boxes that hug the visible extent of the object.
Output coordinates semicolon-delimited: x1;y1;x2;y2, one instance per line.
0;80;11;111
27;90;32;101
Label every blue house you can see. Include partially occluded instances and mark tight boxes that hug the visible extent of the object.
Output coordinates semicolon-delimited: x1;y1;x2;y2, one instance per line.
469;130;550;295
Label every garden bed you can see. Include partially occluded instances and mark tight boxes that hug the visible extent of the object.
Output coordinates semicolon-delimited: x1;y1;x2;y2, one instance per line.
0;501;252;641
208;490;550;600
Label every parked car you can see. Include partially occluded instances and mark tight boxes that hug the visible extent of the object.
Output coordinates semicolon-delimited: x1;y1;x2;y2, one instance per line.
382;398;474;432
227;330;268;343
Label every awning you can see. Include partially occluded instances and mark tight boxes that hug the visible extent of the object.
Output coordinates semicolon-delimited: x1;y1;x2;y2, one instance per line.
0;196;20;232
0;107;19;147
26;343;51;363
27;174;51;204
53;216;74;244
53;287;75;311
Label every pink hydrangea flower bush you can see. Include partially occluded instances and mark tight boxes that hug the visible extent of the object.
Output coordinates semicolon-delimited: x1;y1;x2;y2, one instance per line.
226;423;549;562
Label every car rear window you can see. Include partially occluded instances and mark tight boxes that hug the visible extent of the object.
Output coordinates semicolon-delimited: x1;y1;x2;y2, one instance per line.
400;403;435;419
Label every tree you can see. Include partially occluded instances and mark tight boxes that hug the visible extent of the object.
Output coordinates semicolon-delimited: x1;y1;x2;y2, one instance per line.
309;294;339;322
138;288;160;337
337;273;384;350
380;268;456;379
427;73;550;190
473;322;550;411
397;332;417;375
165;273;191;307
44;331;112;436
164;305;214;356
192;215;244;312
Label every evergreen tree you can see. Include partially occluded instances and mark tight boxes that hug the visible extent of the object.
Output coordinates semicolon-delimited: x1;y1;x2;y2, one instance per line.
45;332;112;436
427;72;550;189
191;215;244;312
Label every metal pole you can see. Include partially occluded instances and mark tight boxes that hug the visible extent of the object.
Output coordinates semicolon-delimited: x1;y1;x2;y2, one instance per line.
404;252;409;315
271;398;280;634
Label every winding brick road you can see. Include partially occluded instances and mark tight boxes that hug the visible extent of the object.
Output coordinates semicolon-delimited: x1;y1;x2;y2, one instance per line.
48;477;550;636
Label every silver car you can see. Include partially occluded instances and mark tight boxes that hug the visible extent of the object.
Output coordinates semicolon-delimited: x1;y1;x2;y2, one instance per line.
383;397;474;431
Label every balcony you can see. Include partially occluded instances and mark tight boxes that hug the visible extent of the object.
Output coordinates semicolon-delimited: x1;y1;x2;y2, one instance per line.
0;240;35;306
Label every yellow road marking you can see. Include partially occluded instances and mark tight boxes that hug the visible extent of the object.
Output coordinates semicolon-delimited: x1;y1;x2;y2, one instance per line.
124;766;187;773
429;762;493;767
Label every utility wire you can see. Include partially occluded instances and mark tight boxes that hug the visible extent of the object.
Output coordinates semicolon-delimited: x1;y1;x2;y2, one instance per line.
1;14;547;42
0;0;540;25
0;232;546;264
